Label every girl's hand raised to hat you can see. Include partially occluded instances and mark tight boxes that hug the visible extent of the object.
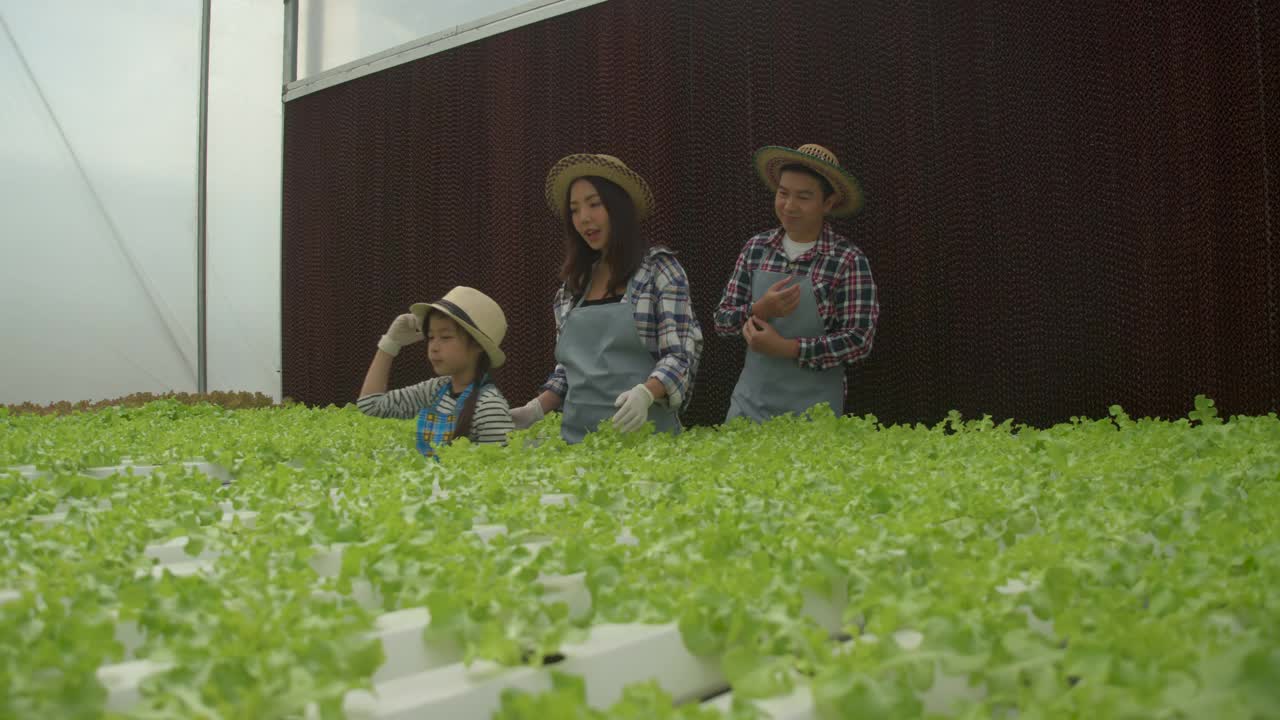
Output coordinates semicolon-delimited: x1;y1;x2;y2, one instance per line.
377;314;425;357
752;277;802;320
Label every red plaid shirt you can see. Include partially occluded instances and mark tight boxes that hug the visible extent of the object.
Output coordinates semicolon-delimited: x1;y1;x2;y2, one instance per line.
713;224;878;371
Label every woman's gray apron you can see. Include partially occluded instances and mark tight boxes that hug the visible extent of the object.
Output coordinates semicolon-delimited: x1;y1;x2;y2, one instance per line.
555;281;681;443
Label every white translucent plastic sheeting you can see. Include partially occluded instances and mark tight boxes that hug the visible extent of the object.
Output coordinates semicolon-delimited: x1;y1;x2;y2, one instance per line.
206;0;282;399
0;0;282;405
297;0;572;77
0;0;201;405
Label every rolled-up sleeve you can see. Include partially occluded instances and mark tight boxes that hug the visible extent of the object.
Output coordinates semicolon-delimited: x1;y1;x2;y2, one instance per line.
645;255;702;412
540;364;569;399
538;286;573;398
356;379;439;419
795;252;878;370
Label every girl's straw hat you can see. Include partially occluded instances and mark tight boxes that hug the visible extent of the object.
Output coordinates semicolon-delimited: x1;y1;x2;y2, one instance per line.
410;287;507;368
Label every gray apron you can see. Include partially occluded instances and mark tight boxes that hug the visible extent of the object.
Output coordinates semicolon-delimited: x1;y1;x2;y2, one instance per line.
555;281;682;444
726;269;845;422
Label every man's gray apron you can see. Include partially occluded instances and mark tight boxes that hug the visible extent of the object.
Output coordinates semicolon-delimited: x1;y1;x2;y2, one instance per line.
726;269;845;422
555;282;681;444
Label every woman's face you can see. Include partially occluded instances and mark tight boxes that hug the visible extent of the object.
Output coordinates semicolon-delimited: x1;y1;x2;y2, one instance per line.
569;178;611;253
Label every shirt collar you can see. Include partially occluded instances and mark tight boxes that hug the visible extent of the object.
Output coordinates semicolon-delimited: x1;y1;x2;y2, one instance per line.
771;223;833;259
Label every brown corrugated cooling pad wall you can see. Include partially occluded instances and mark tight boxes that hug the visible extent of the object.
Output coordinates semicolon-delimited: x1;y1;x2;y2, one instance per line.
283;0;1280;428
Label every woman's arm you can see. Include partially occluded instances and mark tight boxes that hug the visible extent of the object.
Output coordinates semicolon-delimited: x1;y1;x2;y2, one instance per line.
646;254;702;411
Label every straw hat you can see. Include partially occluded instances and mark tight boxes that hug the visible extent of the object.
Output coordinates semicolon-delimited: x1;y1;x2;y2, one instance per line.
753;143;864;217
544;153;655;222
410;287;507;368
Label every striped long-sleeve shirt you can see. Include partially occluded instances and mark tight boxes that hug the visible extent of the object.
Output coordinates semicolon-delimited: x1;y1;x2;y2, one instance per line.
540;246;703;413
357;378;513;444
713;224;878;370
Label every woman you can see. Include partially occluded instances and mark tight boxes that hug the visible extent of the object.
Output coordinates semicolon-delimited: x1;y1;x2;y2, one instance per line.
509;154;702;443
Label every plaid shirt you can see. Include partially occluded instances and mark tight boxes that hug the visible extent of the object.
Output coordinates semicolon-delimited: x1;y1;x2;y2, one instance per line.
713;224;878;371
541;246;703;412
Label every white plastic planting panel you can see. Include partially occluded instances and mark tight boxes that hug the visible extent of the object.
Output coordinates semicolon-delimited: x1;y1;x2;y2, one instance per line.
5;460;985;719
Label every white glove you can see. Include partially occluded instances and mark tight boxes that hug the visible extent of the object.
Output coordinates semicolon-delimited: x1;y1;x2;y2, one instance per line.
378;313;424;357
510;397;545;430
611;383;654;433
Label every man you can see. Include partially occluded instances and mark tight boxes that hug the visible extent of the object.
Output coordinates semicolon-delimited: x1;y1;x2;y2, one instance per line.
713;143;879;422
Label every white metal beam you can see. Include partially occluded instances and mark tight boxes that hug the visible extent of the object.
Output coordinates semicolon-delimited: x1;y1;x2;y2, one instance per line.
283;0;607;103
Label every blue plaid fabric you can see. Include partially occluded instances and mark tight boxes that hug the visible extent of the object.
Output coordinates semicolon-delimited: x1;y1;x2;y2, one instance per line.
540;246;703;412
415;379;482;459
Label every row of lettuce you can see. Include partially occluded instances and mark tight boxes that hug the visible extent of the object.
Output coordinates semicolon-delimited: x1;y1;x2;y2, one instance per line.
2;398;1278;718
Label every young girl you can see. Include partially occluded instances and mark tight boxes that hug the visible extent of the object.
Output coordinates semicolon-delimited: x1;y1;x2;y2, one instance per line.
508;153;703;444
357;286;513;457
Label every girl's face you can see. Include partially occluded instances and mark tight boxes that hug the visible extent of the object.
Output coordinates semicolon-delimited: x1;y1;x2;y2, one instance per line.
569;178;611;253
426;314;482;378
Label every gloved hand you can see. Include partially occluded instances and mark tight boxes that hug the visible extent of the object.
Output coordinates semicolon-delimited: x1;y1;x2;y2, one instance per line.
611;383;654;433
510;397;545;430
377;313;424;357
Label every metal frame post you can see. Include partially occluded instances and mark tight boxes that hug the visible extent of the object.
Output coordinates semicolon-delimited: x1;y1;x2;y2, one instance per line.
283;0;299;85
197;0;211;393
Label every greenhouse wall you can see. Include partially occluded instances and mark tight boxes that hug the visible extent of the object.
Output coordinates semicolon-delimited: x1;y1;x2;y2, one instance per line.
281;0;1280;426
0;0;282;405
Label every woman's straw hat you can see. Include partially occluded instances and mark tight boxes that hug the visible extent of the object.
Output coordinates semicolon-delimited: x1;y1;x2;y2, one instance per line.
545;153;655;222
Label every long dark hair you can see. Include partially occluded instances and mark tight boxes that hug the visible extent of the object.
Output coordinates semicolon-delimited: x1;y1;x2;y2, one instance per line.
560;176;646;297
452;348;490;441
